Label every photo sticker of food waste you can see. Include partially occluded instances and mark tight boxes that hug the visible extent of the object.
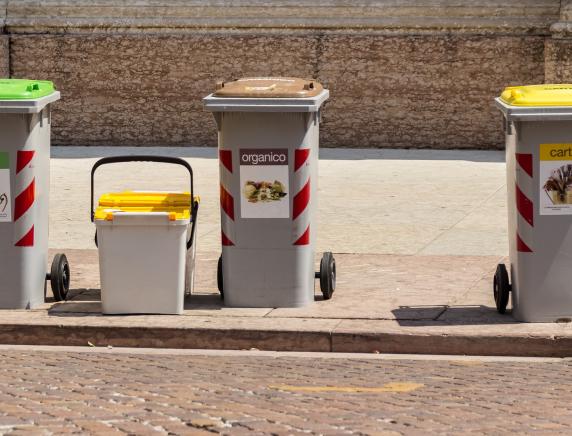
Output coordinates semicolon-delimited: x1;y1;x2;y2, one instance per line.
544;164;572;204
243;180;287;203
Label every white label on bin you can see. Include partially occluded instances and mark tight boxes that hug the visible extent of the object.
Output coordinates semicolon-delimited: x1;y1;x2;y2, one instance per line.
540;143;572;215
239;148;289;219
0;152;11;222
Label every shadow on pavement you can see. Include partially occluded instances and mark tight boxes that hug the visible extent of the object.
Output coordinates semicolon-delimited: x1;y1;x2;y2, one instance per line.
392;305;520;325
48;290;233;316
51;146;505;163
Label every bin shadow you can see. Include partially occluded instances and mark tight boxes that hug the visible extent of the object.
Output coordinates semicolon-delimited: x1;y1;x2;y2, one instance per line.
48;289;102;316
392;305;521;326
51;147;218;159
47;290;228;316
51;146;504;163
184;293;224;310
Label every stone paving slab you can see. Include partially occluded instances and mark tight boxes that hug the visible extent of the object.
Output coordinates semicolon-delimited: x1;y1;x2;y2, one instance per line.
49;147;508;256
0;249;569;356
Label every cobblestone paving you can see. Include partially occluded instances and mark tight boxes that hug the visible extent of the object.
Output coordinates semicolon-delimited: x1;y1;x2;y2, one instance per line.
0;349;570;435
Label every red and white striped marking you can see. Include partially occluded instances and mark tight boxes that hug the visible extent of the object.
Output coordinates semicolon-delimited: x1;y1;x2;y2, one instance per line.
219;149;235;246
219;147;313;247
292;148;311;246
14;150;36;247
515;152;533;253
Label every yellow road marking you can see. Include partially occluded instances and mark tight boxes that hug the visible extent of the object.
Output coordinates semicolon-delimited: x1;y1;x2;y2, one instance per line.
269;382;424;393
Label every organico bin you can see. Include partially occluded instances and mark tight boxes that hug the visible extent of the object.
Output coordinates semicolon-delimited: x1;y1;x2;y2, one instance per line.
495;84;572;322
91;156;199;315
204;77;336;307
0;79;70;308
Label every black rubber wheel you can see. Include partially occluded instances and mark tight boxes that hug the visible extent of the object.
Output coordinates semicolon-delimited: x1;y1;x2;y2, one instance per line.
493;263;510;314
50;253;70;302
217;255;224;300
319;252;336;300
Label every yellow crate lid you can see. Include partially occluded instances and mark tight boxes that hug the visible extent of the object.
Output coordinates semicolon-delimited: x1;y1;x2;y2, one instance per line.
500;84;572;106
94;191;198;221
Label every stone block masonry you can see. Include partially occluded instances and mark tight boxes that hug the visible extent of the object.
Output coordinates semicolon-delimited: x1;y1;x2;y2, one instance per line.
0;37;7;78
2;1;571;149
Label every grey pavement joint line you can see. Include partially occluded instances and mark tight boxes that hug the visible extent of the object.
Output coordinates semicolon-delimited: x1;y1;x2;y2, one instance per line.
435;253;505;321
416;183;507;255
329;319;344;352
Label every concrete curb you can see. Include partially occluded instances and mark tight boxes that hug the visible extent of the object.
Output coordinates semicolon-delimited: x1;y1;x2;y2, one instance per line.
1;323;572;357
331;331;572;357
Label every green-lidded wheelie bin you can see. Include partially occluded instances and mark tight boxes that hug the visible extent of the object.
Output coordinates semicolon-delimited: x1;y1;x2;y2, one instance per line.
0;79;69;308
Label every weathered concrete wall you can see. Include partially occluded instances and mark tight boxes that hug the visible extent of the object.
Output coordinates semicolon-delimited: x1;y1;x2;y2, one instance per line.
0;1;7;78
545;2;572;83
0;37;7;78
11;33;317;146
320;35;545;148
2;1;565;148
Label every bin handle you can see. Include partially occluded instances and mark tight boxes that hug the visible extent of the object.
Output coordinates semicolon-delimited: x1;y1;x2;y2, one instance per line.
91;155;199;250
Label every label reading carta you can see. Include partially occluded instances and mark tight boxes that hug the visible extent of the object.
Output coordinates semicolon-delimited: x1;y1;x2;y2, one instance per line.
0;152;11;222
540;143;572;215
239;149;289;219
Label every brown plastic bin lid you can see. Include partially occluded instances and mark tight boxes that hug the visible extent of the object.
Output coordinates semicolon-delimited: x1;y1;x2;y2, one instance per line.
213;77;324;98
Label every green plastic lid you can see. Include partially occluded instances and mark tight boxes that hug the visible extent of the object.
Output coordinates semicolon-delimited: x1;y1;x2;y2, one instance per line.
0;79;56;100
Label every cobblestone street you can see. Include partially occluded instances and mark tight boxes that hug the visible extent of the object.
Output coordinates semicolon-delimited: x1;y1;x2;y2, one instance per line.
0;347;570;435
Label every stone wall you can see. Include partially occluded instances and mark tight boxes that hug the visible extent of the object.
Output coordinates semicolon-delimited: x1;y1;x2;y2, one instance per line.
0;2;7;78
1;1;569;149
0;38;7;78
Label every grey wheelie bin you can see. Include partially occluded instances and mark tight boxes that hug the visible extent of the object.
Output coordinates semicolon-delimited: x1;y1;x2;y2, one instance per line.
204;77;335;307
0;79;70;309
495;84;572;322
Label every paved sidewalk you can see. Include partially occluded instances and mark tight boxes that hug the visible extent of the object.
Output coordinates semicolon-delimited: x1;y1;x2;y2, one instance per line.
4;147;571;356
50;147;508;256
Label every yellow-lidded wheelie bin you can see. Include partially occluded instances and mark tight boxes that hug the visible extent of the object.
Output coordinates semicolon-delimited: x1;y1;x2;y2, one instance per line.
495;84;572;321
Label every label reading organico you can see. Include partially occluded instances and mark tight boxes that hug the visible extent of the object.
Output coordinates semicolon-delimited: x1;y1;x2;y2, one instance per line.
540;143;572;215
0;152;11;222
240;149;289;219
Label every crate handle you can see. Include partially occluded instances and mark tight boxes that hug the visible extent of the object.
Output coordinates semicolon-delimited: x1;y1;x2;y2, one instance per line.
90;155;198;250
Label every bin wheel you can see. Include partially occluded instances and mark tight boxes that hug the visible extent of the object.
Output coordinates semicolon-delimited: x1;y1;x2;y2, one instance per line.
50;253;70;302
493;263;510;314
319;252;336;300
217;255;224;300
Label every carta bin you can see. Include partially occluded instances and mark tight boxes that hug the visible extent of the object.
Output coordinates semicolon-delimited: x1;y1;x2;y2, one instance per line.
495;84;572;322
203;77;336;308
0;79;69;309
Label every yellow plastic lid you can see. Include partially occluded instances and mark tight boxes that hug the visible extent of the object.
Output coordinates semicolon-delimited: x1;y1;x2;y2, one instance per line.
94;191;198;221
500;84;572;107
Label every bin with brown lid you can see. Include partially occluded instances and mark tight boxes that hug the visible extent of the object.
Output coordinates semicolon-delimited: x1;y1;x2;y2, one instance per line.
203;77;334;307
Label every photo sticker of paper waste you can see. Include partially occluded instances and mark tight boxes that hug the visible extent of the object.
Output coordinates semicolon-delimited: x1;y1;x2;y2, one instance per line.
243;180;287;203
540;144;572;215
544;165;572;205
240;149;290;218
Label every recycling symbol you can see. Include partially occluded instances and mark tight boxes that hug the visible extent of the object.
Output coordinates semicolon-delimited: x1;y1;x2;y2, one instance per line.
0;193;7;213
